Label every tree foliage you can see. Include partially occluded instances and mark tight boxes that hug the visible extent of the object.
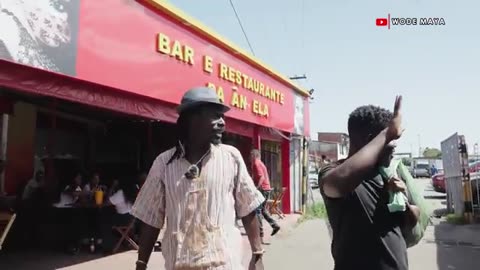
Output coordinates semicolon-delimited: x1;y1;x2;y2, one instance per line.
402;157;412;167
423;147;442;159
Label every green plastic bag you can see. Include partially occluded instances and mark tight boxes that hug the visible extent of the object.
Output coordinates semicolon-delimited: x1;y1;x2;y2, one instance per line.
380;159;432;248
379;159;408;213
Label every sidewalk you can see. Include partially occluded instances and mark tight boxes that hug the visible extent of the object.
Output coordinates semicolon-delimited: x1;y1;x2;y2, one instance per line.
0;214;300;270
424;221;480;247
263;219;334;270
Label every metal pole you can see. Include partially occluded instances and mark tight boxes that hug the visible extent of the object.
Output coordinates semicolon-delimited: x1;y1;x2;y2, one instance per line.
418;134;422;157
459;136;473;223
301;137;309;214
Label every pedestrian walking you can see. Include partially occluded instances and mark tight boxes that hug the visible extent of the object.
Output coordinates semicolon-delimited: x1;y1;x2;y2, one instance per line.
132;87;266;270
318;96;421;270
250;149;280;243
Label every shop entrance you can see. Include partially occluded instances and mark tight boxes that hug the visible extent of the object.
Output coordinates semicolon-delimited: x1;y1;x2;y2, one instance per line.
0;88;177;256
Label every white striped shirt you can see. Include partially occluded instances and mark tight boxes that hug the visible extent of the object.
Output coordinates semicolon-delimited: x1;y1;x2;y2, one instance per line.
132;144;264;270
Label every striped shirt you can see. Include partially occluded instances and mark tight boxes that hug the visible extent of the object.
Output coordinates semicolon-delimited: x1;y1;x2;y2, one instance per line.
131;144;265;270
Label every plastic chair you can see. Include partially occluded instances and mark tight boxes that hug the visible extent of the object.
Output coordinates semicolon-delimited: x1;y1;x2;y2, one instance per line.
112;218;139;253
0;212;16;251
266;187;287;219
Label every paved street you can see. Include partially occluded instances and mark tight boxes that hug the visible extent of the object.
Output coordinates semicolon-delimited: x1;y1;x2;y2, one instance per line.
264;178;480;270
2;179;480;270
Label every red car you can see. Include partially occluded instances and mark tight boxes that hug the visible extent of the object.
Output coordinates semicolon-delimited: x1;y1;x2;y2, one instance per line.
431;169;446;193
469;161;480;173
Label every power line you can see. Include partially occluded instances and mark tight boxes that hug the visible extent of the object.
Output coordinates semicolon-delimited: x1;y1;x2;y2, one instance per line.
228;0;255;56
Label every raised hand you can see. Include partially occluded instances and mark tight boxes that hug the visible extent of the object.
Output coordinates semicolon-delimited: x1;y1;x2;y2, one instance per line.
386;95;404;142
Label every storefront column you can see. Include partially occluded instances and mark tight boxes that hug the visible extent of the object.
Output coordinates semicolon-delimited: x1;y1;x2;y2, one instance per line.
252;126;261;150
45;100;57;192
281;137;291;214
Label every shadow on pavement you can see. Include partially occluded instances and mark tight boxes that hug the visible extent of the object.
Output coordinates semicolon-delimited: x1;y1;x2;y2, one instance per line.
0;250;104;270
424;194;447;200
433;221;480;270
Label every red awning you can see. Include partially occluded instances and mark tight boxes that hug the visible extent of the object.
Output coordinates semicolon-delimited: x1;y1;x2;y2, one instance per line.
0;60;280;140
0;59;178;123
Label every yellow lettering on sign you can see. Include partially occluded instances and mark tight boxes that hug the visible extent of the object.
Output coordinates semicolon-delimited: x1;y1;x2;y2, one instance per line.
260;83;270;99
212;62;288;107
184;46;194;65
228;67;235;83
156;33;170;55
242;74;249;88
206;82;224;103
217;86;225;103
252;100;268;117
203;55;213;73
219;63;228;80
156;33;194;65
231;92;248;110
171;41;183;61
235;70;242;85
247;78;254;91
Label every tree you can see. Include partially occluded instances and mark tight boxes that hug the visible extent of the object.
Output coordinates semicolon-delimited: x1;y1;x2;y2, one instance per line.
423;147;442;159
402;157;412;167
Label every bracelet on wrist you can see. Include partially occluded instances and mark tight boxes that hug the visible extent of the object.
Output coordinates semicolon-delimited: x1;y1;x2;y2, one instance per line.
253;249;265;255
136;260;147;268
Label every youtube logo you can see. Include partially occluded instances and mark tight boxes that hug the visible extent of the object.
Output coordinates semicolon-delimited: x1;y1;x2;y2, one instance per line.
376;18;388;26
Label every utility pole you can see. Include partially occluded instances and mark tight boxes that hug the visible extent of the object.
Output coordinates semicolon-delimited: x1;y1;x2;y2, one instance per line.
474;143;479;161
418;134;422;157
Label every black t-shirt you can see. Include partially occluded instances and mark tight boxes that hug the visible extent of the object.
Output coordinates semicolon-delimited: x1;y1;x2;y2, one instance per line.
319;161;408;270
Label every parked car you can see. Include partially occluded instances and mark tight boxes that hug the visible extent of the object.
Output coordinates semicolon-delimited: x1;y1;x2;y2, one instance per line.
413;163;430;178
431;169;446;193
469;160;480;173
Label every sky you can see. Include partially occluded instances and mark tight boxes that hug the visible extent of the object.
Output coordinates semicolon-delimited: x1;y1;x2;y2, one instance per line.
170;0;480;155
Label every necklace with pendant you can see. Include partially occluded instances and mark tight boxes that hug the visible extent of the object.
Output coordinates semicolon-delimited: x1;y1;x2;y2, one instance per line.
184;147;211;180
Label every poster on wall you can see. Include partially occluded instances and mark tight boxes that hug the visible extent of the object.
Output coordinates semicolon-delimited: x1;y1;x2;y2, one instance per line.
293;93;305;135
0;0;81;75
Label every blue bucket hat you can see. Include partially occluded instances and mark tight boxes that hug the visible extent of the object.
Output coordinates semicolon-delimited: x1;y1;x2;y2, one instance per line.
177;87;230;114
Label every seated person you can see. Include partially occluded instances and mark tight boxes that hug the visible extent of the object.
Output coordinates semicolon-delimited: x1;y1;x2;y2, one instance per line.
52;173;85;254
100;178;136;253
22;171;45;201
83;172;107;195
60;173;84;205
107;179;120;197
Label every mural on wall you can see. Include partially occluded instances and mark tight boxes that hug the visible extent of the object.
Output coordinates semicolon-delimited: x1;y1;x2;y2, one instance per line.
0;0;80;75
293;93;305;135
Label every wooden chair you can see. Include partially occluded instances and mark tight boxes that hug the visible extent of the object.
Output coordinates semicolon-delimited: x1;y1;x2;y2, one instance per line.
112;218;139;253
0;212;16;251
266;187;287;219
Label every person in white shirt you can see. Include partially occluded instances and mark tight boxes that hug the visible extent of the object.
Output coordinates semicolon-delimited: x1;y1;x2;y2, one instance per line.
54;173;83;208
83;172;103;193
100;177;136;253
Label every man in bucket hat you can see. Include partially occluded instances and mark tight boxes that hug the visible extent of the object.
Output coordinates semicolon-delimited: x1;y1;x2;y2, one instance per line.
133;87;266;270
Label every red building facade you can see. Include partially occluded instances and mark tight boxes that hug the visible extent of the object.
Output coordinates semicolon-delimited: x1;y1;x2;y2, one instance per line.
0;0;310;214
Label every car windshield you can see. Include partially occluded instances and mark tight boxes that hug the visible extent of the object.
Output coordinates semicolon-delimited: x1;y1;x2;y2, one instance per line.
416;164;429;169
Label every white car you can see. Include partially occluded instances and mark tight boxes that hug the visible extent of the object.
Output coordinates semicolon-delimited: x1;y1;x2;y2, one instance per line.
309;171;319;189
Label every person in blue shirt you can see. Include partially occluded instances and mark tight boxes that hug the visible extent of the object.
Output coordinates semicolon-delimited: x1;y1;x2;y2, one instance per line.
430;165;438;176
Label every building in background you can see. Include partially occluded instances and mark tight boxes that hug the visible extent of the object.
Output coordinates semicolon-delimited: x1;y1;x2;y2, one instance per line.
313;132;350;162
